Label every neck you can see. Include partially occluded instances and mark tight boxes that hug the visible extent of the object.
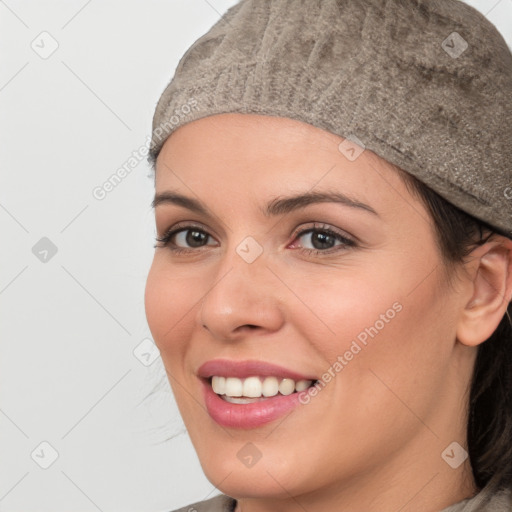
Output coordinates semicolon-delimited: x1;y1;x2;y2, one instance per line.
234;455;477;512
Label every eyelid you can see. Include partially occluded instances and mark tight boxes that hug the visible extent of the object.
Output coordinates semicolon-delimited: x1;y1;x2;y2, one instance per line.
155;208;227;238
157;221;218;241
290;222;355;244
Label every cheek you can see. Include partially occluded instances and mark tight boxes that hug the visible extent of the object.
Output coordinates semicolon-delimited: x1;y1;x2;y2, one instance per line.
339;269;455;430
280;261;406;360
287;250;453;406
144;258;200;359
144;262;169;343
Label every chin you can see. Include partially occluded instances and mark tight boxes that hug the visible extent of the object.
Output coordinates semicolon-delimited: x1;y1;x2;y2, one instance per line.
196;440;325;501
203;462;301;500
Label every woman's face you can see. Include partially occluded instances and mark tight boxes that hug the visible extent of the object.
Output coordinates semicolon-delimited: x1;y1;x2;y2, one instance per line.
145;113;474;506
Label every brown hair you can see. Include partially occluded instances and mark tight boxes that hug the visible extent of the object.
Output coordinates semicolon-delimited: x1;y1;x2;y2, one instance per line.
397;167;512;492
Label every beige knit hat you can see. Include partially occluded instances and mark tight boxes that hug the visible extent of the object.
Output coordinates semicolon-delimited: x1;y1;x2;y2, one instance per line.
149;0;512;238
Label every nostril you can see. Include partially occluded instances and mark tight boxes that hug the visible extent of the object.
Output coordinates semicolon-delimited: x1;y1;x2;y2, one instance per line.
235;324;259;333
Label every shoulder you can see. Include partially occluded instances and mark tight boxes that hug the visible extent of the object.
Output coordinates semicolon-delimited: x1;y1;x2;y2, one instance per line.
478;487;512;511
170;494;236;512
441;485;512;511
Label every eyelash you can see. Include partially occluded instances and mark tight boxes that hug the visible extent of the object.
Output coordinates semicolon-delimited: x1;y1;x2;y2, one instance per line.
154;222;356;256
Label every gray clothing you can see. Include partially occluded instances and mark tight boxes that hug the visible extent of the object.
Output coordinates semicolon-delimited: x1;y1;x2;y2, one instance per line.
171;476;511;511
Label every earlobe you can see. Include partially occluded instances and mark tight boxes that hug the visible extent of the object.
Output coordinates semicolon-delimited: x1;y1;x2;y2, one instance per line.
456;237;512;347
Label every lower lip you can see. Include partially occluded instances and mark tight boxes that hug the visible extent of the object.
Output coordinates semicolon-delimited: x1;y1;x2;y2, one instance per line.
202;379;304;429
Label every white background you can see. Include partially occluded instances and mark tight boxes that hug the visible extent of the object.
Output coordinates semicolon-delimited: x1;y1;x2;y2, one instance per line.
1;1;511;511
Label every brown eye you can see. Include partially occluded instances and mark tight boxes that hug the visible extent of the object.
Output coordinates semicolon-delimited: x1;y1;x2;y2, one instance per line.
291;225;356;255
177;229;210;248
299;230;338;250
155;224;218;251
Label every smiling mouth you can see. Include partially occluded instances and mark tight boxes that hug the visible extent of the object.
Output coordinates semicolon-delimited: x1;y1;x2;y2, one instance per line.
209;375;319;404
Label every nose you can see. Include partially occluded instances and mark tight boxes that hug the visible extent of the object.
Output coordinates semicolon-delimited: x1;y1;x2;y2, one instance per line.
197;246;285;341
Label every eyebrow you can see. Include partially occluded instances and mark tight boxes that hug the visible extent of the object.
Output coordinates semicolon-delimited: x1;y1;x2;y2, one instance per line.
151;190;378;217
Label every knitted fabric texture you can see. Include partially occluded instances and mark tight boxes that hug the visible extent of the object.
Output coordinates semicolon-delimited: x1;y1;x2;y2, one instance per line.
149;0;512;237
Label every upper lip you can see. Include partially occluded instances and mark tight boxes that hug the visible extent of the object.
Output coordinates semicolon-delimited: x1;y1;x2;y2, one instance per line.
197;359;318;381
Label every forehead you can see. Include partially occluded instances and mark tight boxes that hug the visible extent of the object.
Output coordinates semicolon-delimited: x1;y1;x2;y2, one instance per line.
155;113;412;213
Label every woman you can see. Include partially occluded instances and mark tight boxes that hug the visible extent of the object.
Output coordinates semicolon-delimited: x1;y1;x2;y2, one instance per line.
144;0;512;510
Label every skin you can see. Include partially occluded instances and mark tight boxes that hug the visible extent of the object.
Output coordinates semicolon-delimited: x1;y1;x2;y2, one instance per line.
145;113;512;512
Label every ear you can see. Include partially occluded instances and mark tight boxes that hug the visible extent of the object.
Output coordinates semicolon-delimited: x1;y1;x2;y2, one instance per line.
456;236;512;347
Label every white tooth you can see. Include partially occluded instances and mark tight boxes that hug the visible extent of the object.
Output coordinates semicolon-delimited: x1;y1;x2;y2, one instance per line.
215;375;309;398
225;377;243;397
223;396;266;404
279;378;295;395
243;376;262;397
295;379;312;392
262;376;279;397
211;376;226;395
